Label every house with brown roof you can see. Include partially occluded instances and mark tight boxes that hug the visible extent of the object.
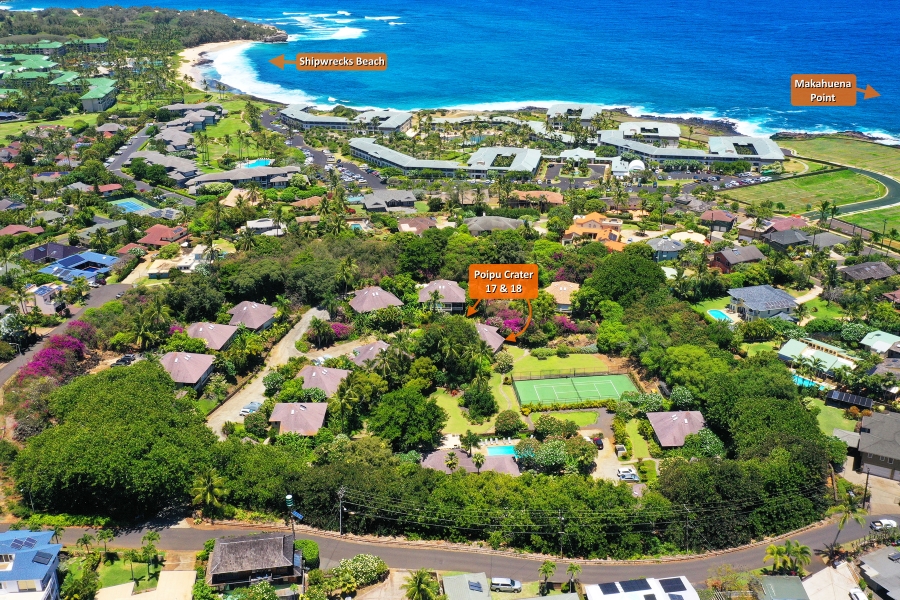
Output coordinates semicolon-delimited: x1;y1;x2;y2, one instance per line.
398;217;437;235
475;322;505;353
228;301;277;331
137;223;189;247
840;261;896;282
509;190;564;209
290;196;322;210
710;245;765;273
349;286;403;313
116;242;147;256
646;411;706;449
298;365;350;397
97;183;123;197
160;352;215;390
545;281;580;312
268;402;328;436
884;289;900;308
352;340;389;366
767;216;808;232
418;279;466;312
699;210;737;232
0;224;43;236
187;322;238;351
561;213;625;249
206;533;298;590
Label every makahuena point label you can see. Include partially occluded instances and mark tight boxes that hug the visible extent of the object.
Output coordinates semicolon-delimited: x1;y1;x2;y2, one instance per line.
269;53;388;71
791;74;879;106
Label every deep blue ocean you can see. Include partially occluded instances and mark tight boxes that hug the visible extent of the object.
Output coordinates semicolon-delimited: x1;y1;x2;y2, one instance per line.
5;0;900;139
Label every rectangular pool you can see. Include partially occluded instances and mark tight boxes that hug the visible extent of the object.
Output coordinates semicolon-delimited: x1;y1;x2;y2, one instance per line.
243;159;273;168
487;445;516;457
708;309;731;321
793;374;827;390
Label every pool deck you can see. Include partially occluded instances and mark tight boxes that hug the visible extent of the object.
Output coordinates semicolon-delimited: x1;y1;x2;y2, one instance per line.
707;307;742;323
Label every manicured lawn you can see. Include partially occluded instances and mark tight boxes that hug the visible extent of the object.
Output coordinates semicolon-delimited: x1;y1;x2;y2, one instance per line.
513;352;607;376
98;555;162;592
724;170;885;212
803;297;846;320
197;398;218;416
0;113;95;139
810;399;857;435
433;389;494;435
744;342;780;356
546;411;599;427
690;296;730;315
414;201;429;213
491;581;565;600
781;136;900;180
841;204;900;232
625;419;650;459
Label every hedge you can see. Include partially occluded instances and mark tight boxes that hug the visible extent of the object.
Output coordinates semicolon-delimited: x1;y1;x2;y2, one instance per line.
294;539;320;569
521;399;614;415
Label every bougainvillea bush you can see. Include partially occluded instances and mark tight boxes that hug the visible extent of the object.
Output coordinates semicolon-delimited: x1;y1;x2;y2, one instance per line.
63;321;97;347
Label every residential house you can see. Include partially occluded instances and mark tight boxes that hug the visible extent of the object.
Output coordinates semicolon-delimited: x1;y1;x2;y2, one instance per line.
127;152;199;185
297;365;350;397
802;561;859;600
463;216;523;236
0;224;43;237
116;243;146;256
509;190;564;209
97;183;123;197
160;352;215;390
268;403;328;436
34;210;64;225
645;236;685;262
646;411;706;449
21;242;84;264
137;224;189;248
778;338;856;374
349;286;403;313
475;322;505;353
883;289;900;307
891;343;900;360
857;412;900;479
763;229;811;252
861;331;900;355
840;261;897;282
27;283;65;315
154;128;193;152
756;576;810;600
699;209;737;232
0;529;62;600
352;341;389;367
441;573;492;600
397;217;437;235
206;533;298;591
710;245;765;273
291;196;321;211
187;322;238;351
227;301;277;332
76;220;127;244
561;213;624;249
244;218;283;237
727;285;798;321
38;251;120;283
585;577;700;600
423;449;520;476
418;279;466;313
867;359;900;400
95;123;125;134
362;189;416;213
545;281;580;312
860;546;900;600
0;198;26;212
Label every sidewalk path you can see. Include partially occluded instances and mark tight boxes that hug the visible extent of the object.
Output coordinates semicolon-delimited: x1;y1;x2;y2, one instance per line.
795;285;823;304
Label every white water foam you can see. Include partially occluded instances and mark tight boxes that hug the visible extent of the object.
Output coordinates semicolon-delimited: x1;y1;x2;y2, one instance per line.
389;22;407;25
329;27;366;39
337;10;351;15
364;15;400;20
208;43;318;106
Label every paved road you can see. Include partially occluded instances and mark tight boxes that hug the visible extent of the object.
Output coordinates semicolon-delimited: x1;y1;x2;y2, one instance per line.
0;284;130;386
205;308;328;438
41;513;899;584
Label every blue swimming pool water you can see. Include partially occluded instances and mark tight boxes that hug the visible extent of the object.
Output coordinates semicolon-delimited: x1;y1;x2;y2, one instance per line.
487;445;516;457
243;159;273;168
348;196;364;204
793;374;827;390
350;224;362;231
708;309;730;321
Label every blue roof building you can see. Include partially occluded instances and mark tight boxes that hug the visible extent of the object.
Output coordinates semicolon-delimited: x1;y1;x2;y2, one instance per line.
0;529;61;599
38;251;120;283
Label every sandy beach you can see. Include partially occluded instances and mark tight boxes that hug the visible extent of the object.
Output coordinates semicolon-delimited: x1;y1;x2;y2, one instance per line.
178;40;255;91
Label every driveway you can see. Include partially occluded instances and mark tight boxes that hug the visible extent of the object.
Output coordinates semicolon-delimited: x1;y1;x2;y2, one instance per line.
0;283;130;387
205;308;327;438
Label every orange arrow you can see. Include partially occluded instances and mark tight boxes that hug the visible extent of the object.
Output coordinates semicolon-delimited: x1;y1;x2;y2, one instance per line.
856;84;880;100
505;300;532;343
465;299;481;317
269;54;294;70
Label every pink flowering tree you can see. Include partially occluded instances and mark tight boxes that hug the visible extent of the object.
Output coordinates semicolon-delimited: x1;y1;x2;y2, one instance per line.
64;320;97;347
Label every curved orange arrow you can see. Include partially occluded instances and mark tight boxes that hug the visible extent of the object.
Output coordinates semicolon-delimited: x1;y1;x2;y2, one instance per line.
466;299;481;317
505;300;532;343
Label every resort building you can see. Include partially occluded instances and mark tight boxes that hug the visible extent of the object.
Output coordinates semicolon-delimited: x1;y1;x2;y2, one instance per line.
185;166;302;191
545;281;579;312
65;37;109;52
727;285;797;321
618;122;681;146
126;151;199;185
777;337;856;374
297;365;350;397
187;322;238;351
546;103;603;129
228;301;277;332
0;529;62;600
79;78;117;113
279;105;412;133
710;245;765;273
160;102;224;117
268;403;328;436
352;341;389;367
154;129;193;152
598;131;785;168
349;286;403;313
646;411;706;449
418;279;467;312
160;352;215;390
0;39;65;55
355;110;413;133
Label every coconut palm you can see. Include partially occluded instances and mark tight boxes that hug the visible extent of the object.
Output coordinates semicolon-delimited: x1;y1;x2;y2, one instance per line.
784;540;812;574
566;563;582;592
123;549;140;581
191;469;227;516
444;451;459;472
96;529;114;554
763;543;787;572
402;568;440;600
236;228;257;252
472;452;486;474
460;430;481;457
538;560;557;594
76;533;95;553
48;525;64;544
827;503;867;560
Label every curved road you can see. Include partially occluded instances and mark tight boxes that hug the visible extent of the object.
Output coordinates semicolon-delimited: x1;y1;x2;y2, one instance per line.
40;513;899;584
794;160;900;217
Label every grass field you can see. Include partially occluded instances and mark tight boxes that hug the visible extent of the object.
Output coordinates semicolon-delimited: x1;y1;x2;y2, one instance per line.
690;296;730;315
513;374;637;406
781;136;900;179
625;419;650;459
810;398;857;435
725;170;885;212
68;553;163;594
743;342;780;356
803;297;846;320
0;113;93;140
433;390;494;435
840;204;900;232
513;352;607;376
546;411;599;426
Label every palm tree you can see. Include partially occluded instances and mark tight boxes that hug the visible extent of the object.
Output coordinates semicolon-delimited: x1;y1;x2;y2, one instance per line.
763;543;787;572
236;228;257;252
48;525;64;544
827;503;867;560
460;430;481;456
538;560;557;594
272;294;291;322
336;256;359;295
565;563;582;592
191;469;227;517
472;452;486;474
123;549;139;581
96;529;114;554
444;451;459;472
142;531;160;547
784;540;811;574
402;568;440;600
76;533;95;553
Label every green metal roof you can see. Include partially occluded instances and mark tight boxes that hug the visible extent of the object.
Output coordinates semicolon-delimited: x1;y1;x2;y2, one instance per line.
50;71;80;85
80;78;116;99
3;70;49;80
68;37;108;45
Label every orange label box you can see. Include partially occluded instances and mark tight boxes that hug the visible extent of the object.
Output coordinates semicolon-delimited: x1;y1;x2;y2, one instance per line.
270;53;388;71
791;74;858;106
468;264;539;300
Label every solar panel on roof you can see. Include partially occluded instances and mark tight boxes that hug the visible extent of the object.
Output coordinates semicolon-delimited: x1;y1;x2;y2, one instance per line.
32;551;52;564
10;539;23;550
599;583;620;595
23;537;36;549
468;581;483;592
826;390;873;409
659;579;687;593
619;580;652;593
644;595;656;600
669;595;684;600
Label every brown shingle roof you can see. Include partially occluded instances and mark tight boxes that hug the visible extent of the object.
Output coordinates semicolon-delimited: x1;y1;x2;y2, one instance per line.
268;402;328;435
511;190;564;205
160;352;214;385
349;286;403;313
840;261;896;281
298;365;350;397
700;209;736;223
352;341;389;366
291;196;321;209
646;411;705;447
398;217;437;235
418;279;466;304
228;301;277;330
187;322;238;351
768;216;807;232
475;322;505;353
207;533;293;577
545;281;580;305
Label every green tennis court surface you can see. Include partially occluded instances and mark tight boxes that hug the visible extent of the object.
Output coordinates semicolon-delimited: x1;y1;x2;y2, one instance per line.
514;374;637;406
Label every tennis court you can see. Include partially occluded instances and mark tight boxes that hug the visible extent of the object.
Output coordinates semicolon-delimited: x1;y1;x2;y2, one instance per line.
514;374;638;406
110;198;153;213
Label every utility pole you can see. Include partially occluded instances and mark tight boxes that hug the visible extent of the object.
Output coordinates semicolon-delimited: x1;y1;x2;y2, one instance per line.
863;469;871;511
830;464;838;502
338;486;346;536
557;510;565;558
683;504;691;554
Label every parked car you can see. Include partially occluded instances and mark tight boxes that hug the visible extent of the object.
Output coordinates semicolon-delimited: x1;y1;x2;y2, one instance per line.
871;519;898;531
115;292;125;299
592;436;604;449
849;589;865;600
239;402;262;417
617;466;637;477
490;579;522;593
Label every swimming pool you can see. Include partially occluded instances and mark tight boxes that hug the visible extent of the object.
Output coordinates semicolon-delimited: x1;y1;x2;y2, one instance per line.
708;309;731;321
793;374;827;390
242;158;273;168
487;445;516;457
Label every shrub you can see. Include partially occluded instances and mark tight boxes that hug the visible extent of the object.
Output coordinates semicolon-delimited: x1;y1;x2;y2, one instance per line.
331;322;353;340
64;321;98;347
494;409;526;436
534;414;578;440
531;348;555;360
335;554;388;586
243;411;269;437
263;372;285;397
158;243;181;260
555;346;571;358
493;351;514;374
0;341;14;362
294;539;320;569
554;315;578;334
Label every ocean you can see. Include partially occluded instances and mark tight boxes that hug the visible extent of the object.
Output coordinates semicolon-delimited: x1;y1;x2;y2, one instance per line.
5;0;900;140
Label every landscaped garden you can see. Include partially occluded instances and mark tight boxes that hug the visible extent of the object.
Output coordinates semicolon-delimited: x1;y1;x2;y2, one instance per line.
546;411;598;427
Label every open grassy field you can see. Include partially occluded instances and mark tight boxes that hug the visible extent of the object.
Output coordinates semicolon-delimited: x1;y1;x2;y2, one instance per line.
625;419;650;459
0;113;93;140
840;204;900;232
724;170;885;212
803;297;846;320
743;342;780;357
546;411;599;427
513;352;607;376
690;296;730;315
781;136;900;179
809;398;857;435
433;389;494;435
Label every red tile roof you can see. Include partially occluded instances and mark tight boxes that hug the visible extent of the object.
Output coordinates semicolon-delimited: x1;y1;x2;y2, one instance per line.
98;183;123;193
138;224;189;247
768;216;807;232
116;242;146;255
0;224;43;236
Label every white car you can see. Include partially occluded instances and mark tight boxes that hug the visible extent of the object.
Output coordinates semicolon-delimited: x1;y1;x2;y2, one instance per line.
849;589;866;600
871;519;897;531
617;466;637;477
